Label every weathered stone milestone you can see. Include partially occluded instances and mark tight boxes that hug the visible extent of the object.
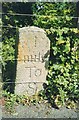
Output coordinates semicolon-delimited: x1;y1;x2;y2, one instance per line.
15;26;50;96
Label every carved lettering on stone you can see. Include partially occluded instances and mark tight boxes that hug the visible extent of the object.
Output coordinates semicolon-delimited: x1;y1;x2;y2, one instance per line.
15;26;50;96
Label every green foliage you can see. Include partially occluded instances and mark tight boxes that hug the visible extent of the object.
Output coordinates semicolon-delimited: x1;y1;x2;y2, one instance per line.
33;2;76;29
3;90;43;113
3;91;17;113
2;2;34;92
33;2;79;108
2;2;79;108
2;2;33;66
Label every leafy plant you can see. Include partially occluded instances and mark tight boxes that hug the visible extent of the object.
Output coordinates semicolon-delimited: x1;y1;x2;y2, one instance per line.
2;2;79;109
33;2;79;108
2;90;44;113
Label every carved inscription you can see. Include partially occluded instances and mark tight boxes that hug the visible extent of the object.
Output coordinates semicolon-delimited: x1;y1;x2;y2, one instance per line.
24;52;43;62
15;26;50;95
25;67;42;77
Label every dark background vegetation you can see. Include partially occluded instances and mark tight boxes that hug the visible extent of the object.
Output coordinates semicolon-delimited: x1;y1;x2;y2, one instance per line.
2;2;79;107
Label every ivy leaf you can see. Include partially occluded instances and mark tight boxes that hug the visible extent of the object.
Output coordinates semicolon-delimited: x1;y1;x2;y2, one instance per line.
57;39;65;45
53;64;60;70
64;42;70;52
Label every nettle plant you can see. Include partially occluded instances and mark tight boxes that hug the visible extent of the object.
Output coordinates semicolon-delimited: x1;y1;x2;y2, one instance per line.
33;2;79;108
